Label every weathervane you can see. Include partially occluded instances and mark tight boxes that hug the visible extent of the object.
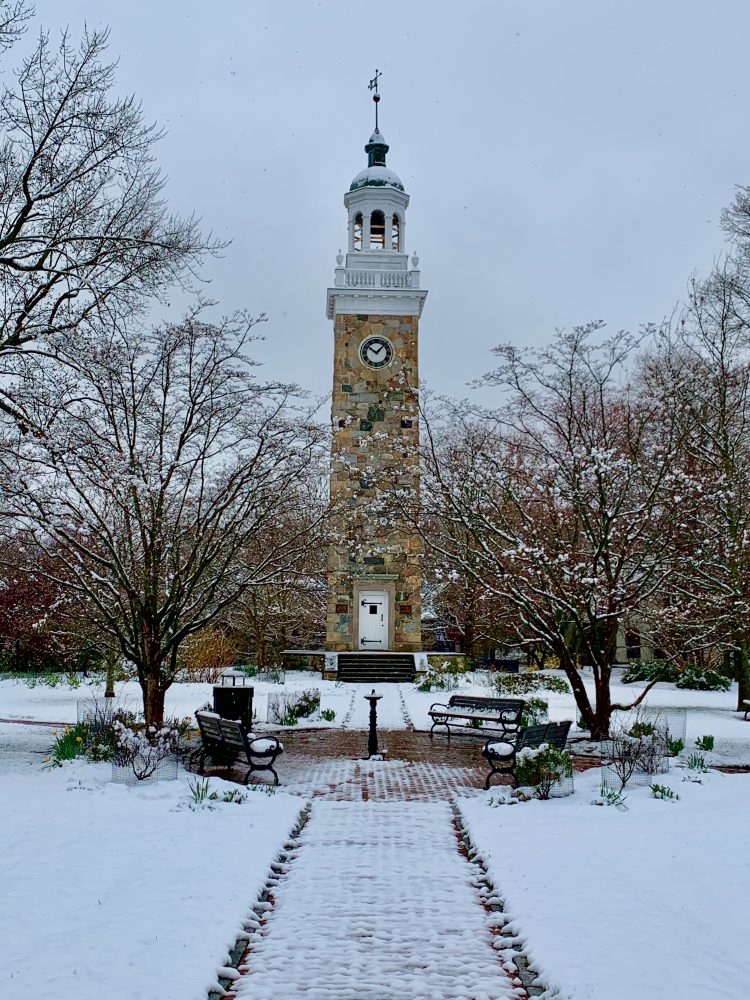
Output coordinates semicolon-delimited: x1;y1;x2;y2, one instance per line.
368;69;382;131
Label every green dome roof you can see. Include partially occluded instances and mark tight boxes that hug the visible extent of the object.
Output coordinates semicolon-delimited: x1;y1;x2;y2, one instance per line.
349;165;405;192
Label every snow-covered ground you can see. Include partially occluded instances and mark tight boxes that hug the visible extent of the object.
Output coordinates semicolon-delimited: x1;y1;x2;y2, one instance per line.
2;668;749;763
0;673;400;729
1;761;301;1000
401;669;750;764
461;766;750;1000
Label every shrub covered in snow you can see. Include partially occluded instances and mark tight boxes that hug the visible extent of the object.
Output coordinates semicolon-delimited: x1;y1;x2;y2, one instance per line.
675;664;731;691
520;696;548;727
493;671;570;696
514;744;573;799
621;659;680;684
113;721;179;781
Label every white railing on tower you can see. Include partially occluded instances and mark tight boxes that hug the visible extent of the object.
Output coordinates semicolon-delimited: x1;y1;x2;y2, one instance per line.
336;269;419;289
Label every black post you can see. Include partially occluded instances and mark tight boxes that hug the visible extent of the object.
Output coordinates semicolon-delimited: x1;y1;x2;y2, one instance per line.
365;688;383;758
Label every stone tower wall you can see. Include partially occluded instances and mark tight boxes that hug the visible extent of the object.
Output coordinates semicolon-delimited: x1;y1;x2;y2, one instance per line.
326;312;422;652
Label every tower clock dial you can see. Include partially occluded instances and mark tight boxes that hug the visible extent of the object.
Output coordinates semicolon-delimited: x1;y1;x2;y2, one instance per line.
359;335;394;369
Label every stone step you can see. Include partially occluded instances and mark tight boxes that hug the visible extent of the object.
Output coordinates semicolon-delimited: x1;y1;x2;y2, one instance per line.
337;651;416;683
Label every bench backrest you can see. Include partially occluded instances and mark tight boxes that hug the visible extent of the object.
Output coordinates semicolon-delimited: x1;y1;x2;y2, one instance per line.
448;695;525;713
196;711;246;763
516;720;572;752
195;710;224;749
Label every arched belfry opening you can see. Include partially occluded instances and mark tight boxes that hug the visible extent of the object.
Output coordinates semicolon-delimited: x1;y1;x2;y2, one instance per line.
370;210;385;249
391;213;400;250
353;212;363;251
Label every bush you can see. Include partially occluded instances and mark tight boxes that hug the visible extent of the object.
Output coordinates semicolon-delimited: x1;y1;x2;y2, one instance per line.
45;723;89;766
514;744;573;799
113;721;179;780
46;700;191;769
622;660;680;684
629;720;658;739
695;734;715;752
268;689;321;726
675;665;731;691
666;736;685;756
520;697;548;727
493;672;570;696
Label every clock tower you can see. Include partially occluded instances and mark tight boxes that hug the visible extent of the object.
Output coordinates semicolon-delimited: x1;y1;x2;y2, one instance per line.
325;80;427;655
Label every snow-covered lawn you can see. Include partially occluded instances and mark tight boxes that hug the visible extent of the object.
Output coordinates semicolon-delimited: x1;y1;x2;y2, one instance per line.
2;668;749;762
461;767;750;1000
1;761;301;1000
401;668;750;763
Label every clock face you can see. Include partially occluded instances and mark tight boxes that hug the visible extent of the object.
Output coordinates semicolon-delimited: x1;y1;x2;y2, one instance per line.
359;335;394;370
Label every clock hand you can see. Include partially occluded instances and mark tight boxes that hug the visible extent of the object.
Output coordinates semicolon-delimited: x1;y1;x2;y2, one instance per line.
369;343;385;356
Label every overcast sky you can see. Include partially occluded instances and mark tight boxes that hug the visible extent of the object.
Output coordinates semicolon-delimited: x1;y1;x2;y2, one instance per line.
31;0;750;398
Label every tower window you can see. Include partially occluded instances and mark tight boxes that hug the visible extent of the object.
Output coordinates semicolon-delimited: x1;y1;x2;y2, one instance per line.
353;212;363;251
370;210;385;249
391;214;400;250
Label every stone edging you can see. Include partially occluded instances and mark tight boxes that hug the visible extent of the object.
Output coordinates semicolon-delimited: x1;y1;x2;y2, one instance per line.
450;799;561;1000
206;801;312;1000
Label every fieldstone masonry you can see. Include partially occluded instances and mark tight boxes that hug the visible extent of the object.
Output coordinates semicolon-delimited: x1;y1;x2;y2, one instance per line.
326;312;422;652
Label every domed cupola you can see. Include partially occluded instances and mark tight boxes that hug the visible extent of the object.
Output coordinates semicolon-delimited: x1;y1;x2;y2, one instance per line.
349;130;406;193
342;80;410;257
327;72;426;321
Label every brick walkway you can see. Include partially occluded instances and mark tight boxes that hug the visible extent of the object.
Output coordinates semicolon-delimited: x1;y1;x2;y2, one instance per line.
194;727;600;802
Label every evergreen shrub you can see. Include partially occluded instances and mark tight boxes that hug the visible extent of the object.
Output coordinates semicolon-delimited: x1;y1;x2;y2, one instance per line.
675;665;731;691
493;672;570;696
621;660;680;684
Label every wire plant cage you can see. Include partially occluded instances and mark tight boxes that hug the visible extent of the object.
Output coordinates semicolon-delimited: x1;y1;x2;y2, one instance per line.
111;751;179;786
644;707;688;748
267;689;321;725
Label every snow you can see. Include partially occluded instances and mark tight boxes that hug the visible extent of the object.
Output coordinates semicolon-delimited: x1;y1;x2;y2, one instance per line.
461;767;750;1000
235;800;518;999
0;762;301;1000
349;165;405;191
399;669;750;763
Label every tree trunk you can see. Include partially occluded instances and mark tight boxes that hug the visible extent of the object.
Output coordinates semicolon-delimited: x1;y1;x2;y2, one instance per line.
736;638;750;711
105;654;116;698
590;665;613;740
142;672;166;728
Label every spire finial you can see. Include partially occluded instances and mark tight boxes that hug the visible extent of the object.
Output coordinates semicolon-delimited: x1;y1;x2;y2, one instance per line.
368;69;382;132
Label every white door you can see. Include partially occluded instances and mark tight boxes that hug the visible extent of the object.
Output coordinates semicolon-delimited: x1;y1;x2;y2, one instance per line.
359;591;389;650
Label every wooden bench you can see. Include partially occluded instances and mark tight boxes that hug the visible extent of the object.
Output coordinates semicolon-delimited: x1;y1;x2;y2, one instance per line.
194;711;284;786
481;720;572;790
428;695;525;740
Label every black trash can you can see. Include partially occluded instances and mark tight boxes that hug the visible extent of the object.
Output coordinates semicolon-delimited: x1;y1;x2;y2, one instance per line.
213;683;254;731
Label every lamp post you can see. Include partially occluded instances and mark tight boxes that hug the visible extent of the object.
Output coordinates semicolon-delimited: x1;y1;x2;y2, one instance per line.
364;688;383;759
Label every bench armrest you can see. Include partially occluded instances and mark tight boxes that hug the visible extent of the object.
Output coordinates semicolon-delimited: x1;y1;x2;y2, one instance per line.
428;702;451;713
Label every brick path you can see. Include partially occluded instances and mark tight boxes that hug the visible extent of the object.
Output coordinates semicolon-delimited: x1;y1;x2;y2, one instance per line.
194;727;600;802
230;801;524;1000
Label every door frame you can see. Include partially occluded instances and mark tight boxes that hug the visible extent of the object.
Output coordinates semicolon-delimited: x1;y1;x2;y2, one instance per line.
353;579;395;651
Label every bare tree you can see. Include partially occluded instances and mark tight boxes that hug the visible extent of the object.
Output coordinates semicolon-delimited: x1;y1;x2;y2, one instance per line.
419;325;682;738
0;22;218;424
0;1;30;53
646;261;750;708
231;487;328;665
5;312;326;724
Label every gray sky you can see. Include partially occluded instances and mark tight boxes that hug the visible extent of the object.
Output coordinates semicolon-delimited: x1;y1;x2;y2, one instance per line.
32;0;750;398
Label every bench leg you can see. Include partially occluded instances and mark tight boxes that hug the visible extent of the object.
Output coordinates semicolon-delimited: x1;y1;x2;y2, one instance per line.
244;759;281;788
484;765;502;791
